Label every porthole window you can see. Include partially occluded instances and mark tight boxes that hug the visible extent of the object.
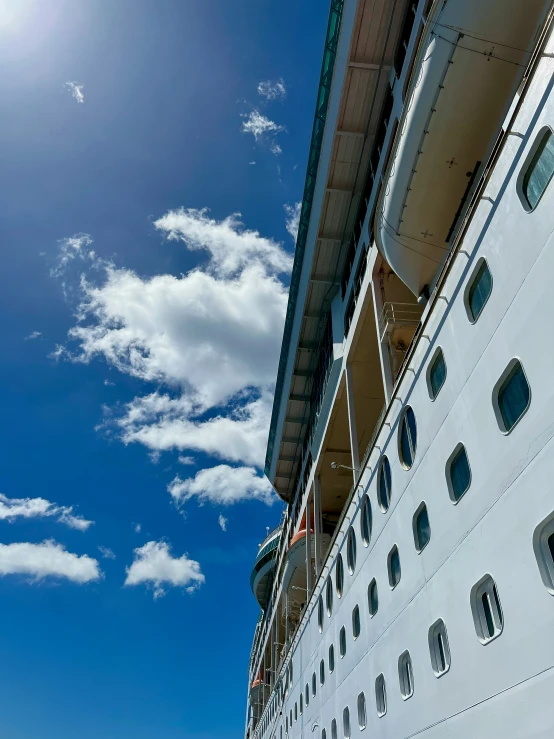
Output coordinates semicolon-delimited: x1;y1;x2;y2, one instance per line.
343;706;351;738
377;455;392;511
352;604;361;639
357;692;367;730
336;553;344;597
368;578;379;616
289;709;292;727
300;693;303;715
398;650;414;699
339;626;347;657
388;545;401;588
399;406;417;469
428;619;451;677
294;702;297;721
360;494;372;545
493;359;531;433
312;672;316;697
471;575;503;644
375;674;387;717
326;576;334;616
320;658;325;686
533;512;554;594
285;716;288;733
465;258;492;322
413;502;431;552
318;594;324;632
289;661;293;687
322;730;326;739
347;527;357;574
329;643;335;673
331;718;338;739
521;127;554;210
446;443;471;503
305;683;309;707
427;347;447;400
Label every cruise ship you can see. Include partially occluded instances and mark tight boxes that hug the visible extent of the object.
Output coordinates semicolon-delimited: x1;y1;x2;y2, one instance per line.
245;1;554;737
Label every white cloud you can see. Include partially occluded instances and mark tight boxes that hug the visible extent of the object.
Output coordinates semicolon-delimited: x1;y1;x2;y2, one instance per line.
218;514;228;532
124;540;204;599
50;233;96;283
249;161;256;165
0;540;101;583
134;523;141;534
257;79;286;101
0;493;94;531
104;379;115;386
284;202;301;241
168;465;275;507
65;81;85;104
116;391;271;467
269;141;282;157
241;110;285;142
24;331;42;341
98;546;116;560
178;455;195;465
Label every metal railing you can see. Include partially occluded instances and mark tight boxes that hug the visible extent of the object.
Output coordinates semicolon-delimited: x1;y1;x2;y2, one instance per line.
378;301;423;342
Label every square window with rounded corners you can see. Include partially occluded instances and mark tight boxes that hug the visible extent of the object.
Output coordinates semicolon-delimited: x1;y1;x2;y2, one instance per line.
446;443;471;503
377;455;392;512
360;493;373;545
427;346;447;400
357;692;367;730
388;545;401;588
464;257;493;323
398;650;414;699
352;604;361;639
492;358;531;434
470;574;503;644
428;618;451;677
339;625;347;657
375;674;387;717
533;511;554;595
398;406;417;469
343;706;351;738
413;502;431;552
368;578;379;616
517;125;554;211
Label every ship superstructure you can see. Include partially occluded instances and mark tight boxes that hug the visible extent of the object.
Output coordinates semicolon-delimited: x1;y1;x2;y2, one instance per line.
246;1;554;737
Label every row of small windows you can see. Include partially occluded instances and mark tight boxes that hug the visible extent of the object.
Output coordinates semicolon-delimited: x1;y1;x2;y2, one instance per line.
262;507;554;739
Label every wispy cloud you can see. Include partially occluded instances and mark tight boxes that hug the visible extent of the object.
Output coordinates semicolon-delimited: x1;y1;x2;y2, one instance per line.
241;110;285;142
24;331;42;341
284;202;301;241
98;546;116;560
65;81;85;104
0;493;94;531
257;79;286;101
269;141;282;157
218;514;228;532
168;465;275;507
0;540;101;583
134;523;142;534
178;455;195;465
124;540;204;599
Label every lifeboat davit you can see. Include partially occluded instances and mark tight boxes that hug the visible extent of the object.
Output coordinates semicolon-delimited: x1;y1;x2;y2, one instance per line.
376;0;551;297
282;515;331;595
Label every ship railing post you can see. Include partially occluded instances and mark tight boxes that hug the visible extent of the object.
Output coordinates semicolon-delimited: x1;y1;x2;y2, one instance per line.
345;362;360;482
313;475;323;577
305;494;313;596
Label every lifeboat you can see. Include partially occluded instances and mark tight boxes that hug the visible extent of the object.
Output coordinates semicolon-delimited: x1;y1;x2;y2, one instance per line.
249;671;269;720
282;512;331;597
250;525;282;610
376;0;551;297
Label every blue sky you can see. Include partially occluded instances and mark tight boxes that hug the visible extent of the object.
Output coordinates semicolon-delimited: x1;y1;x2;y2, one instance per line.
0;1;328;737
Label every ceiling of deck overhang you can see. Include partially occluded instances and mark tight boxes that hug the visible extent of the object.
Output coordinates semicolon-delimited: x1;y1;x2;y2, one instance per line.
273;0;408;500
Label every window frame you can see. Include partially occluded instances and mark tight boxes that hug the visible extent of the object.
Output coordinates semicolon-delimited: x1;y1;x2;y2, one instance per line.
331;718;338;739
492;358;531;434
368;578;379;617
464;256;493;323
347;526;357;574
518;125;554;212
387;545;401;589
312;672;317;698
377;455;392;512
360;493;372;546
336;553;344;598
375;673;387;717
329;643;335;673
445;442;472;504
326;576;334;616
352;604;361;640
343;706;351;738
426;346;447;400
318;594;324;632
428;618;451;677
412;501;431;552
339;625;347;658
398;650;414;700
470;574;504;644
357;692;367;730
533;511;554;595
320;658;326;686
398;406;417;470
